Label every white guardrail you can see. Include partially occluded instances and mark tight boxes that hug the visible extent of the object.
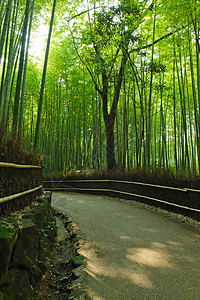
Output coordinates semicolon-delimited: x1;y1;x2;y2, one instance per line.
0;162;42;204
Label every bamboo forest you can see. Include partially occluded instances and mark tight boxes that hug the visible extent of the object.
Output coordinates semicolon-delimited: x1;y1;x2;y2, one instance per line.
0;0;200;177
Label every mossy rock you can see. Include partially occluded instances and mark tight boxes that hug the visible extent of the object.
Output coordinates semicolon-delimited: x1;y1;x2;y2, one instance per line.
68;289;86;299
28;204;47;228
37;221;57;260
37;197;50;208
28;264;43;288
38;191;52;205
48;206;56;223
37;226;56;260
0;222;18;286
1;269;30;300
72;266;85;278
45;221;57;243
38;229;52;260
72;255;84;267
71;276;85;289
12;219;39;269
3;268;19;286
22;200;56;232
0;286;15;300
11;269;35;299
0;290;3;300
36;260;47;274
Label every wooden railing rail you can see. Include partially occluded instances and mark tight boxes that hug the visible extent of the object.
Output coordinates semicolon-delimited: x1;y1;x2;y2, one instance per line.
0;185;43;204
0;162;42;169
0;162;43;213
44;179;200;219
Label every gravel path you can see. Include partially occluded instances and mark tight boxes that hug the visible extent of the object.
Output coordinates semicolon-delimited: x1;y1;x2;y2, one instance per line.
52;192;200;300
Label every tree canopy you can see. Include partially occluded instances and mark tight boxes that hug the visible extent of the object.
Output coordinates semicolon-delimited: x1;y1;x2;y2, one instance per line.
0;0;200;176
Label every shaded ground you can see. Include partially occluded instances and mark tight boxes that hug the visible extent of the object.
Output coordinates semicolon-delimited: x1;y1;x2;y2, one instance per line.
36;216;74;299
52;192;200;300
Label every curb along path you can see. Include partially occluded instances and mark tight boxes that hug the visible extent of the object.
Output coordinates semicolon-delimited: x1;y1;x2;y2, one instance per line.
56;211;87;299
52;192;200;300
37;210;87;299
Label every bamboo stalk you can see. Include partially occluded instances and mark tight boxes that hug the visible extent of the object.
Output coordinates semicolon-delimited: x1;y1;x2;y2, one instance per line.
0;162;42;168
0;185;43;204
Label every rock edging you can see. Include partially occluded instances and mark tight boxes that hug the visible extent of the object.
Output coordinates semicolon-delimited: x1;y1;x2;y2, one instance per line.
55;210;87;300
0;191;57;299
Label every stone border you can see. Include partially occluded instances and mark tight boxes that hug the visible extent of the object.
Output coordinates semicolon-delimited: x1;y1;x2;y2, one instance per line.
0;191;57;299
55;210;87;299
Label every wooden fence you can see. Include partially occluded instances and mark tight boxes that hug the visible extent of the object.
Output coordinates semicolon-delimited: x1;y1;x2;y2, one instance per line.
44;179;200;220
0;162;43;214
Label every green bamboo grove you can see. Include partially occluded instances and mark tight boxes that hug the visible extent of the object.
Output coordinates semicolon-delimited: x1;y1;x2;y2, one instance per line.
0;0;200;175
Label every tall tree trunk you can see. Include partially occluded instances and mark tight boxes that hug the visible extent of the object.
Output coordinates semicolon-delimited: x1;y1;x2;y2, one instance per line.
6;46;20;127
104;114;116;170
18;0;35;134
147;8;156;170
173;49;178;175
95;91;99;169
34;0;56;149
191;18;200;172
116;109;121;169
178;45;191;174
123;81;127;169
102;53;128;169
0;0;6;34
0;0;12;63
0;0;20;122
12;0;31;136
0;24;9;112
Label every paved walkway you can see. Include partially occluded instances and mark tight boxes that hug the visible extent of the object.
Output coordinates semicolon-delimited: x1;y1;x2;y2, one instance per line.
52;192;200;300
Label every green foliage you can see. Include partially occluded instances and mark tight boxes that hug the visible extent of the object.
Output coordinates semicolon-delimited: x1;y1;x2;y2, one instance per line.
0;0;200;177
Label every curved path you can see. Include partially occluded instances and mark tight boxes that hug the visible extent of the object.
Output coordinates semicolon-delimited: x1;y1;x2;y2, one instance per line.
52;192;200;300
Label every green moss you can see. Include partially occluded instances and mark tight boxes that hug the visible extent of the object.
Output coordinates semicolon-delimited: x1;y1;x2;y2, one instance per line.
0;222;19;239
0;223;18;286
0;286;15;300
68;289;85;299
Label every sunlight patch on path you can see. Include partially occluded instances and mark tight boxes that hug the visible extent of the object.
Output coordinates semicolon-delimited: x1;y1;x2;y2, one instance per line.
126;247;174;268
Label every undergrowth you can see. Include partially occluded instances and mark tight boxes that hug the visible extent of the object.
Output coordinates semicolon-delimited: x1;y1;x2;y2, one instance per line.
0;127;42;165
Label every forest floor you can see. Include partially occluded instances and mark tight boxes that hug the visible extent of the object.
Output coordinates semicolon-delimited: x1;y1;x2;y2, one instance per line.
52;192;200;300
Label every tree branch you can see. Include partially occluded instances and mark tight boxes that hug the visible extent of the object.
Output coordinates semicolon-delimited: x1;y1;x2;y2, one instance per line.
67;7;100;22
69;26;102;95
130;29;182;53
